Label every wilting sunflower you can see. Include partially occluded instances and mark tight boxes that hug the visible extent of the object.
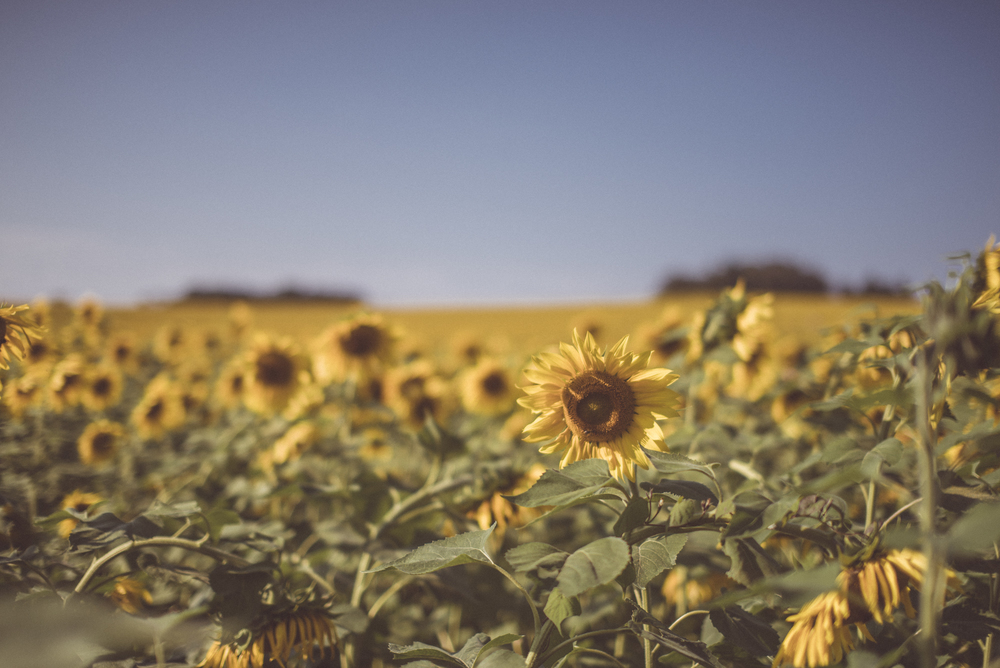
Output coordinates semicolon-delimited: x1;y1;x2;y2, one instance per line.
518;330;681;481
81;364;124;412
0;304;44;370
57;490;103;539
199;607;339;668
78;419;125;466
243;335;310;415
131;375;186;440
312;314;395;384
460;358;518;416
774;548;962;668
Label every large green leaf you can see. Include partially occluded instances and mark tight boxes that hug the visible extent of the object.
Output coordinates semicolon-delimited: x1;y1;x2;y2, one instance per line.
557;537;630;597
503;543;568;574
504;459;616;509
646;451;719;480
708;606;779;657
366;525;495;574
721;537;782;586
634;534;688;588
946;502;1000;556
390;632;522;668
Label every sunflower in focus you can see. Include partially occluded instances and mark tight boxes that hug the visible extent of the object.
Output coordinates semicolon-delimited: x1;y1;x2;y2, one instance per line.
243;335;310;415
78;419;125;466
57;490;103;539
199;607;338;668
518;330;681;481
312;314;395;384
460;358;518;416
0;304;44;370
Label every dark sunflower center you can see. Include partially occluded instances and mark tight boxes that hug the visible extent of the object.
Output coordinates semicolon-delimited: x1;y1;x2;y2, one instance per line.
481;372;508;396
146;401;164;422
92;377;112;397
0;319;8;346
561;371;636;443
114;345;130;363
91;432;115;456
256;352;294;386
341;325;382;357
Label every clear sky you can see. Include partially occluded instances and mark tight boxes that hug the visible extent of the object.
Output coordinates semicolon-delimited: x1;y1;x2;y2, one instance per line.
2;1;998;306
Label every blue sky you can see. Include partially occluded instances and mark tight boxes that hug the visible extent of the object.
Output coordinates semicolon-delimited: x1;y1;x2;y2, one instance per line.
2;1;998;306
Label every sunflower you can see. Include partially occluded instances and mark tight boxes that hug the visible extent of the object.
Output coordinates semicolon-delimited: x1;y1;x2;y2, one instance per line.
383;360;454;429
198;607;339;668
517;330;681;481
57;490;103;539
773;548;963;667
662;566;738;616
3;368;47;419
0;304;44;370
131;375;186;440
81;364;124;412
78;419;125;466
460;358;518;416
47;354;87;412
215;359;248;410
106;332;141;375
261;421;320;475
312;314;395;384
153;325;189;365
468;463;547;543
243;335;309;415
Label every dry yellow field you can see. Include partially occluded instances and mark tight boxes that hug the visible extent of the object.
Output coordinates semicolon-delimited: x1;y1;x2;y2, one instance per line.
96;292;920;356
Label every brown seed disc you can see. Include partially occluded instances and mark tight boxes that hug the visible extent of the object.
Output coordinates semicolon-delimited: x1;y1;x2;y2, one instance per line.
561;370;636;443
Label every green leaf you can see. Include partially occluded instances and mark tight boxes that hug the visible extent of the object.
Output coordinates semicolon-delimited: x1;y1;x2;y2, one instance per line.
557;537;629;597
143;500;201;520
543;588;580;629
503;543;568;574
366;525;495;575
477;650;527;668
861;438;904;480
712;562;840;609
708;606;779;657
946;502;1000;556
613;495;649;535
474;635;524;668
629;603;725;668
642;480;719;505
390;641;466;666
721;537;782;587
634;535;688;588
505;459;615;508
720;493;772;541
646;451;719;480
196;508;242;544
208;563;274;644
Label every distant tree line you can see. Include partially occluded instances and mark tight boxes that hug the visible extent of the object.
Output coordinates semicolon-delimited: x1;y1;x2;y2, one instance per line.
182;284;363;304
659;261;912;296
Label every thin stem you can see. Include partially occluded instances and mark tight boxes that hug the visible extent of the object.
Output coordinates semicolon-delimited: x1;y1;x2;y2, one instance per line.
635;586;653;668
72;535;250;596
668;609;711;631
489;562;542;645
525;619;555;668
914;353;943;668
367;575;415;619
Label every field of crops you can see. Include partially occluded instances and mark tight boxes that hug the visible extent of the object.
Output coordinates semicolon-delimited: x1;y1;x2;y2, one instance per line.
2;250;999;668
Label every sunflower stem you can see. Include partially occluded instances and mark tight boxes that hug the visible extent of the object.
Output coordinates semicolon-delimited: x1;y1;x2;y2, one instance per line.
914;351;943;668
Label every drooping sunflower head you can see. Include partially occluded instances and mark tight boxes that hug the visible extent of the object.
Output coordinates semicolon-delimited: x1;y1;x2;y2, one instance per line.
517;330;681;481
0;304;45;370
199;606;338;668
57;490;103;539
78;419;126;466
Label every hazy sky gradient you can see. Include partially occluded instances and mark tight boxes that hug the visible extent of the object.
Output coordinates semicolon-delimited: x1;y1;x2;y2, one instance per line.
2;1;998;306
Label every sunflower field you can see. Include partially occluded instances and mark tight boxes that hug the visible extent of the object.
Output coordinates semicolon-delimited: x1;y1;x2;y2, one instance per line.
2;242;1000;668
